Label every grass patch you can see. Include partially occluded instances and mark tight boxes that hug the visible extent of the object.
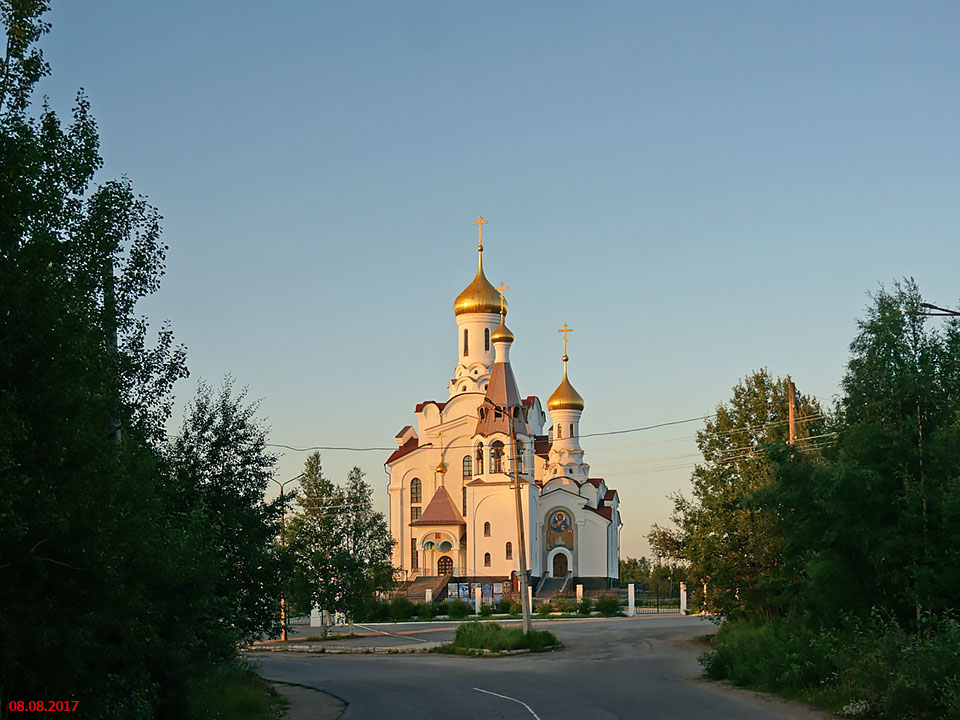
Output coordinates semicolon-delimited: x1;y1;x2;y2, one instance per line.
186;660;286;720
432;621;561;655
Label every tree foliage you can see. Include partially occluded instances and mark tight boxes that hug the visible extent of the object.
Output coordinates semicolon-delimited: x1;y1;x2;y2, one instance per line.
286;453;395;627
649;369;826;621
0;5;283;716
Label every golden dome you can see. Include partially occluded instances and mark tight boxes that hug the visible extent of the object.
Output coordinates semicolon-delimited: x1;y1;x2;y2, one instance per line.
547;357;585;411
491;318;514;344
453;248;506;317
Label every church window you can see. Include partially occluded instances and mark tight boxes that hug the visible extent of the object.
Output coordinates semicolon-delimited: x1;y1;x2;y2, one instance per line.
462;486;467;516
439;540;453;552
411;506;421;522
484;327;490;351
484;521;491;537
411;539;418;569
410;478;422;504
557;425;562;439
505;542;512;560
475;444;484;474
570;423;575;438
484;552;491;567
515;440;525;473
490;441;504;473
463;455;472;477
463;329;469;356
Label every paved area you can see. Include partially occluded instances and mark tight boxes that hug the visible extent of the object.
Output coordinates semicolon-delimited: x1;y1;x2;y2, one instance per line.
270;683;345;720
252;615;831;719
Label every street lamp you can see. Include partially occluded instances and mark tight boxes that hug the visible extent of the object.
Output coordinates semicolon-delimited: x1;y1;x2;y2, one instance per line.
920;302;960;317
272;473;303;641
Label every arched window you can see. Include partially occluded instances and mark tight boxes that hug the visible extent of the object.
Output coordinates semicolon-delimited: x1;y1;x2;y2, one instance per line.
484;327;490;351
484;552;491;567
505;542;512;560
557;425;562;439
490;441;504;473
462;486;467;516
515;440;525;473
475;443;484;474
463;328;469;356
484;521;491;537
462;455;472;477
411;538;418;569
410;477;422;504
570;423;575;438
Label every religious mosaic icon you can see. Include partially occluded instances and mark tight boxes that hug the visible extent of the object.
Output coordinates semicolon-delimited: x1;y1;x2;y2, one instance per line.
549;510;571;532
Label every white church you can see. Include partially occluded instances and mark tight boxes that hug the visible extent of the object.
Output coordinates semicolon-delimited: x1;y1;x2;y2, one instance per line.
387;218;620;600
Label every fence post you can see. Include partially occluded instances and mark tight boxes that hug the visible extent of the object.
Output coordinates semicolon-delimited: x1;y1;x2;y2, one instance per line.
628;583;636;617
679;582;687;614
425;588;432;604
474;587;481;615
576;584;583;605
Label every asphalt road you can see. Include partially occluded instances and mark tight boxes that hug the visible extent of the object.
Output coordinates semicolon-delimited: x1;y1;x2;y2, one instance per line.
252;616;828;719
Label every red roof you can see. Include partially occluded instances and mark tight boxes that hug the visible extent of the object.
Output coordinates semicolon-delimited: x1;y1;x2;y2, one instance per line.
410;486;466;526
386;436;419;465
523;396;538;407
534;435;551;458
604;489;616;501
589;505;613;521
415;400;447;413
586;478;603;488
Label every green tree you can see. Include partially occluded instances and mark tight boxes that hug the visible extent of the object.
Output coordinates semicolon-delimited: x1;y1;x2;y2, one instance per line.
768;280;960;627
286;455;395;633
166;379;285;643
650;369;826;621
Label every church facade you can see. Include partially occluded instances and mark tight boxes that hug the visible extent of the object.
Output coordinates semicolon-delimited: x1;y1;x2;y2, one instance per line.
386;219;620;593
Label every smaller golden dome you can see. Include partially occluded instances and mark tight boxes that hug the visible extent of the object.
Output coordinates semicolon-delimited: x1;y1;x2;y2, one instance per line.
491;318;514;344
547;359;585;411
453;248;506;317
436;461;448;474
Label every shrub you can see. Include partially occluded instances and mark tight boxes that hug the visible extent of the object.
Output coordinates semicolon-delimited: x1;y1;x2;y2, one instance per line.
358;599;390;622
536;601;553;618
414;602;435;619
554;597;570;613
479;603;494;618
447;622;560;652
499;599;518;615
388;597;416;621
595;594;621;617
577;597;593;615
447;599;471;619
434;601;450;616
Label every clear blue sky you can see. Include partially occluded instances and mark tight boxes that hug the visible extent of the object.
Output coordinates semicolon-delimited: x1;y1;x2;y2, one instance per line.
40;1;960;558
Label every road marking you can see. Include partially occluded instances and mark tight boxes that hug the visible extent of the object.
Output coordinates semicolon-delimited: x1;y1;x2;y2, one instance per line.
473;687;542;720
354;624;429;643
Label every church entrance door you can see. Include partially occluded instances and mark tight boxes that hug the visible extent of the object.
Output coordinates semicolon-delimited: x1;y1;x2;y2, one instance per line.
553;553;568;577
438;555;453;576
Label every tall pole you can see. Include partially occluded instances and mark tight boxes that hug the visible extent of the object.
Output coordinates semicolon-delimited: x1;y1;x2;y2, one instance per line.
272;474;301;642
508;413;533;634
788;381;796;446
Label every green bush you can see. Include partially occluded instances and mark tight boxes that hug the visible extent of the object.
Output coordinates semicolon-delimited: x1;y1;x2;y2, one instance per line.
478;603;493;618
434;601;450;616
448;622;560;652
702;615;960;719
356;599;389;622
577;597;593;615
414;602;435;619
499;599;518;615
388;597;416;621
536;601;553;617
595;594;621;616
447;599;471;619
554;597;570;613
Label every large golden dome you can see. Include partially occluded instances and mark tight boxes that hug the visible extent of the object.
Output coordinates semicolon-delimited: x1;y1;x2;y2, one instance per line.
453;248;506;317
547;359;585;411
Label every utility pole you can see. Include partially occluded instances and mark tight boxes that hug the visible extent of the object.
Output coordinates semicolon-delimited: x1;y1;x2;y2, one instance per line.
508;412;533;634
788;380;796;446
272;474;302;642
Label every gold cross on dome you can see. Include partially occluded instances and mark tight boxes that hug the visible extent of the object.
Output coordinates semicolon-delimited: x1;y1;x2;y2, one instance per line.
495;282;509;315
558;323;573;357
473;216;488;250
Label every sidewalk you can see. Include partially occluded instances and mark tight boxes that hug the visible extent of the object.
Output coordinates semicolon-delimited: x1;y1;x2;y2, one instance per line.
271;682;345;720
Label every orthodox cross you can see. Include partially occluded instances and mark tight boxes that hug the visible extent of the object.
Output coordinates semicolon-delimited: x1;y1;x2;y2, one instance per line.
474;215;488;250
496;282;509;315
558;322;573;359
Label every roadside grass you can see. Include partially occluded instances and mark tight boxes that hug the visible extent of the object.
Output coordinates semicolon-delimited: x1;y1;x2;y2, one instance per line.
186;660;286;720
701;615;960;719
432;621;561;656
